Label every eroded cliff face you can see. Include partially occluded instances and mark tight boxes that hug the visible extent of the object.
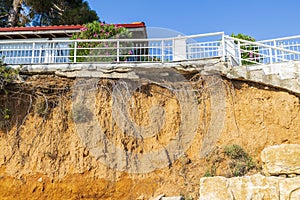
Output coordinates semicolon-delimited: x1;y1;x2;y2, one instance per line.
0;74;299;199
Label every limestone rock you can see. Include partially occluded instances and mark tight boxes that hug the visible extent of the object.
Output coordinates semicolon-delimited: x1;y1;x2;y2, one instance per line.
228;175;279;200
199;176;233;200
199;174;300;200
161;197;183;200
279;177;300;200
261;144;300;175
150;194;165;200
199;174;278;200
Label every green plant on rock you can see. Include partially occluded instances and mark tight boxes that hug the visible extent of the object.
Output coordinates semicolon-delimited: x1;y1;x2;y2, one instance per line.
0;59;19;92
231;33;261;65
0;107;11;130
1;108;10;120
224;144;256;177
69;21;132;62
203;163;217;177
180;194;194;200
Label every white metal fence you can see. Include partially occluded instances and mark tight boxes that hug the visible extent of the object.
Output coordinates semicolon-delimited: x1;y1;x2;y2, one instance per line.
1;32;300;66
0;32;225;65
224;35;300;66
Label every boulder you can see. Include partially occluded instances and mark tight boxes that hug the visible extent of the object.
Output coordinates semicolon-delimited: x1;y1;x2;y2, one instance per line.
199;174;279;200
200;174;300;199
261;144;300;175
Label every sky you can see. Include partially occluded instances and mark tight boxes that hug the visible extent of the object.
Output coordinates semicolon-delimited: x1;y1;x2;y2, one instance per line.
86;0;300;41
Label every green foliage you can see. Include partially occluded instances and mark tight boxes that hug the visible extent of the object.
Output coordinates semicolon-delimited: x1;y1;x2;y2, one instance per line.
0;107;10;130
231;33;255;42
1;0;99;27
0;0;12;27
181;194;194;200
0;59;19;91
231;33;261;65
2;108;10;120
203;166;216;177
53;1;98;26
224;144;256;177
69;21;132;62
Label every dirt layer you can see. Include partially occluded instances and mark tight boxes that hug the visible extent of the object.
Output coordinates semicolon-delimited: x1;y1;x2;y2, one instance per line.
0;75;299;199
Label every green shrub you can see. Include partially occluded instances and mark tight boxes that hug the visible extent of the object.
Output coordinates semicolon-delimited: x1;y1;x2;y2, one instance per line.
0;59;19;92
69;21;132;62
224;144;256;177
230;33;261;65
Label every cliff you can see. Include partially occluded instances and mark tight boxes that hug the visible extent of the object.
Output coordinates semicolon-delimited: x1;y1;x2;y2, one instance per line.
0;71;299;199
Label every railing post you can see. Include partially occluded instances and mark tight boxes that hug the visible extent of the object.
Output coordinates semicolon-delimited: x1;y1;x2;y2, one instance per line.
238;41;242;66
269;48;273;64
161;40;164;62
31;42;35;64
273;40;278;62
173;36;187;61
117;40;120;62
173;38;176;61
74;41;77;63
38;46;42;63
221;33;226;61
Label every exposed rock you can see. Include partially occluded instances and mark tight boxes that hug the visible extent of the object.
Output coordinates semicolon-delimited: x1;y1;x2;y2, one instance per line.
150;195;183;200
199;174;300;200
150;194;165;200
161;197;183;200
199;176;233;200
261;144;300;175
279;177;300;200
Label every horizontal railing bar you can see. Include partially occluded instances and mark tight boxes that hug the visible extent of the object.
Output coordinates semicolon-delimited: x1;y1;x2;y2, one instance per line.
1;31;300;66
225;36;300;55
0;32;224;44
259;35;300;43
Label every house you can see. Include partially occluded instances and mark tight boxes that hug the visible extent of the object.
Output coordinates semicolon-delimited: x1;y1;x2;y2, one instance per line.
0;21;221;64
0;22;147;40
0;22;147;64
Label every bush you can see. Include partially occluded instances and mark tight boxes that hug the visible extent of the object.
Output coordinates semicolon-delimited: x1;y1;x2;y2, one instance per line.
224;144;256;177
231;33;261;65
69;21;132;62
0;59;19;92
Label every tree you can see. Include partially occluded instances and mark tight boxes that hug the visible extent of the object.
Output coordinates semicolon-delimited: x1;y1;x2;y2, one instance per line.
6;0;24;27
51;0;99;26
27;0;99;26
0;0;12;27
1;0;99;27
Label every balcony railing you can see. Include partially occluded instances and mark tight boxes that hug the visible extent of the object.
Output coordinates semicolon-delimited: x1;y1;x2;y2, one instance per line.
0;32;225;65
224;35;300;66
1;32;300;66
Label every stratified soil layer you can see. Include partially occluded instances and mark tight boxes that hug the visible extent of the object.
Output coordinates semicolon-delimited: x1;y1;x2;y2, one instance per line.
0;75;299;199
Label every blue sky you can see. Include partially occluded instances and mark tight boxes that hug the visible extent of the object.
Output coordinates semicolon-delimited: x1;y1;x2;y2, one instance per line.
86;0;299;40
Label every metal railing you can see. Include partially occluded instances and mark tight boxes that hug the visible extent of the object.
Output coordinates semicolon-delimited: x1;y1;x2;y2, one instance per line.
1;32;300;66
224;35;300;66
259;35;300;62
0;32;225;65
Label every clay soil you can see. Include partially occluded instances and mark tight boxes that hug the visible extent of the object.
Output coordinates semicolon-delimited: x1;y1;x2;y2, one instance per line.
0;75;299;199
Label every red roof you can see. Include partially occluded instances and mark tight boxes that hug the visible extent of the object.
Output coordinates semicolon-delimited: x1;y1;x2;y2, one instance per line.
0;22;145;32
